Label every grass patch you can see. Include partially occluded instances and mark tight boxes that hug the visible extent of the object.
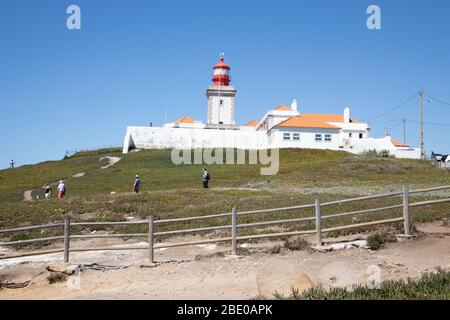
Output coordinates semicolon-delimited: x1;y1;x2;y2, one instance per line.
276;268;450;300
0;148;448;242
367;232;397;250
367;233;387;250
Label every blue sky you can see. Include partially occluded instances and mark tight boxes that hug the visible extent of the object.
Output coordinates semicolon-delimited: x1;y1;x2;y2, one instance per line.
1;0;450;169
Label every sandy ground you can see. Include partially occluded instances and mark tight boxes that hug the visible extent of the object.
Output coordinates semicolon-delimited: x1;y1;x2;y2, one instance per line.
0;221;449;300
99;156;121;169
23;190;33;201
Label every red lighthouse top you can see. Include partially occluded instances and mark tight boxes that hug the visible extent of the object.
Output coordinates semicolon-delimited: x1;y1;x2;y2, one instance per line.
212;53;231;86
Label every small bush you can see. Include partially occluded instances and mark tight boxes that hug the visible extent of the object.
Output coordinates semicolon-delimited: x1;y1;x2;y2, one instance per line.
283;237;309;251
47;272;68;284
362;149;392;158
269;245;282;254
367;233;387;250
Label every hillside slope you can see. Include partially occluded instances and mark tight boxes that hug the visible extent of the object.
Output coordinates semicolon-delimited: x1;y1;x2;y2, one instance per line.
0;148;449;229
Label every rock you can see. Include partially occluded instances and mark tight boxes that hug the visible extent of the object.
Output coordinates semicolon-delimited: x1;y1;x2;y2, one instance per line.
311;245;332;252
47;263;79;275
329;240;368;250
72;173;85;178
397;234;414;240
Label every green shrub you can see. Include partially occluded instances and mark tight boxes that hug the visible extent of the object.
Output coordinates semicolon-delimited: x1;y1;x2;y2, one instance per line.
367;233;386;250
276;268;450;300
362;149;392;158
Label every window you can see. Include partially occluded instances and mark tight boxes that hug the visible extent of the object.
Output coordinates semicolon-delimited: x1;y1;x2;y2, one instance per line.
325;134;332;142
293;133;300;141
315;134;322;142
359;133;363;139
283;132;291;141
349;132;353;138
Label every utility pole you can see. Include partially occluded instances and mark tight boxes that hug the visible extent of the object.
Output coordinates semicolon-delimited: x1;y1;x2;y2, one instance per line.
420;89;424;159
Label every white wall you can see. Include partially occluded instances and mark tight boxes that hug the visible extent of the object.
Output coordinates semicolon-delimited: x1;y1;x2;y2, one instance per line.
123;127;421;159
123;126;268;153
350;136;421;159
269;127;341;149
209;96;235;125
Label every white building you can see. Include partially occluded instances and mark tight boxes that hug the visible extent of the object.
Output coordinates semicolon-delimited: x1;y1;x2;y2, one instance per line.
123;55;420;159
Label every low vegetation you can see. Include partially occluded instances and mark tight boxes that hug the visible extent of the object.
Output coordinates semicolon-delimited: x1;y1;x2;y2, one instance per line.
362;149;392;158
0;148;449;245
276;268;450;300
283;237;309;251
366;232;397;250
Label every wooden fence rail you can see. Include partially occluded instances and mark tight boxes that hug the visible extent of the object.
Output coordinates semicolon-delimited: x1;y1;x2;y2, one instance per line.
1;185;449;262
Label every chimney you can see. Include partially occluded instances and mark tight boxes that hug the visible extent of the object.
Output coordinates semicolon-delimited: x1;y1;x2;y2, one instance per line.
291;99;298;112
344;106;350;123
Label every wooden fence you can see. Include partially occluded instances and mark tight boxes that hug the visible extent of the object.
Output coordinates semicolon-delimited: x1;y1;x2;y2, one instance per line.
0;185;449;263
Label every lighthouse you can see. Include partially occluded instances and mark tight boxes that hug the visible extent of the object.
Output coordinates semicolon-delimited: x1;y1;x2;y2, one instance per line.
206;54;237;128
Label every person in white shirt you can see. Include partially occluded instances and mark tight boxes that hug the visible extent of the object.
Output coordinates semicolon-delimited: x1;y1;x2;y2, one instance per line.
57;180;66;199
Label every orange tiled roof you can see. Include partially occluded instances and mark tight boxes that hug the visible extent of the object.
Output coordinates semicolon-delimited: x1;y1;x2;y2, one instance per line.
244;120;258;127
275;113;362;129
391;139;409;147
274;105;291;111
299;113;359;123
276;116;340;129
175;116;195;124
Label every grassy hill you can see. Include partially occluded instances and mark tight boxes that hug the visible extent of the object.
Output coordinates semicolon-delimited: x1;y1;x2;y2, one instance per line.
0;148;449;232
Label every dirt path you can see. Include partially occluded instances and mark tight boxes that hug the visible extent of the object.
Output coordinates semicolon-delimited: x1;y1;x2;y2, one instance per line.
0;221;449;300
23;190;33;201
99;156;121;169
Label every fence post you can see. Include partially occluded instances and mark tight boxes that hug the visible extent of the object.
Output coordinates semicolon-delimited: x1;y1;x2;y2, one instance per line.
403;185;410;235
315;198;322;247
64;217;70;263
148;215;154;263
232;208;237;255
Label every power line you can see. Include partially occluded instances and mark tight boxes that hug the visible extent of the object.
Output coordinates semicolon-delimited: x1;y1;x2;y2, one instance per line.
423;91;450;107
404;119;450;127
369;118;450;127
364;91;419;121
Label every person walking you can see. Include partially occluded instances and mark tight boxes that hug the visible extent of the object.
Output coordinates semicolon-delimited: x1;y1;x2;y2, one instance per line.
133;175;141;193
202;168;210;189
43;184;52;200
57;180;66;199
10;160;15;169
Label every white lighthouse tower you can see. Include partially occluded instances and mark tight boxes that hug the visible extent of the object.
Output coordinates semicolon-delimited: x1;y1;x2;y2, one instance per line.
206;54;237;129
